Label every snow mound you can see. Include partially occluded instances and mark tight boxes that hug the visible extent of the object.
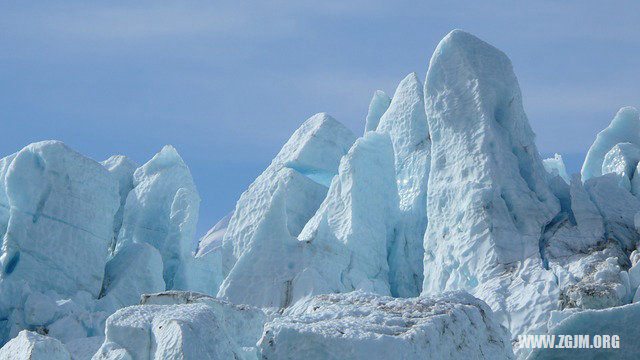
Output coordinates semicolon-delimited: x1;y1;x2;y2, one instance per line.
0;330;70;360
258;291;514;360
95;292;265;360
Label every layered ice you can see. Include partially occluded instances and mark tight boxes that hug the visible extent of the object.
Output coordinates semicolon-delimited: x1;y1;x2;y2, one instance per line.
0;141;120;297
376;73;430;297
115;145;200;290
364;90;391;132
581;107;640;181
258;291;514;360
422;30;560;336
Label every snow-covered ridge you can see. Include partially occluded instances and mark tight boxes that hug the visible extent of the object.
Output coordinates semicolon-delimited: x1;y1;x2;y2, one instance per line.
0;29;639;359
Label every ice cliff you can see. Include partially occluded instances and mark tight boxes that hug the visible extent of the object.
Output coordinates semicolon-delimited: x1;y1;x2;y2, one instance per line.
1;29;639;359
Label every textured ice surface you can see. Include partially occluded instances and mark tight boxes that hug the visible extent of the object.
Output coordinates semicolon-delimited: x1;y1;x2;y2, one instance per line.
581;106;640;181
220;113;356;279
0;330;70;360
95;292;265;360
115;145;200;290
601;142;640;191
543;153;570;184
376;73;430;297
0;141;119;297
364;90;391;132
258;291;514;360
529;303;640;359
422;30;560;337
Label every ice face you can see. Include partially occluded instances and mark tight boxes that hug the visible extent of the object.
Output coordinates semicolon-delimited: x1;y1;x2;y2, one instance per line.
601;142;640;191
258;291;514;360
0;330;71;360
219;132;398;308
100;155;138;255
543;153;570;184
220;113;356;279
114;145;200;290
581;107;640;181
376;73;430;297
0;141;120;298
364;90;391;132
96;242;165;314
294;132;399;301
422;30;560;337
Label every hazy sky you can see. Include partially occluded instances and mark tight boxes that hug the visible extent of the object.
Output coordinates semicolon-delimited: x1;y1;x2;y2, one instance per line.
2;1;639;236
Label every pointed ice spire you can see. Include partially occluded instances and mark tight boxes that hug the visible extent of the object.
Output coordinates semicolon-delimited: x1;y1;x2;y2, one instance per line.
376;72;431;297
364;90;391;132
220;113;356;278
422;30;560;336
115;145;200;290
581;106;640;181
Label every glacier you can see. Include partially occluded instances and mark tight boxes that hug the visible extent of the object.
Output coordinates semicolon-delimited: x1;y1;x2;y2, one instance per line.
1;29;640;359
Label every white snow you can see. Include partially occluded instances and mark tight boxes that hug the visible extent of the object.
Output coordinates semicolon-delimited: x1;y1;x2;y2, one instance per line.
0;330;70;360
94;292;265;360
258;291;514;360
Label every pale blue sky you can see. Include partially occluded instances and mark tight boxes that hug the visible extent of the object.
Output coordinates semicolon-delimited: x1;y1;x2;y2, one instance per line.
1;1;639;236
